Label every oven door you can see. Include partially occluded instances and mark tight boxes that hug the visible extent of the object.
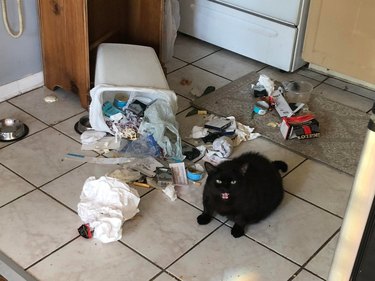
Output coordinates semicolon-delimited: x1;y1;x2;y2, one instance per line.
211;0;305;25
179;0;299;71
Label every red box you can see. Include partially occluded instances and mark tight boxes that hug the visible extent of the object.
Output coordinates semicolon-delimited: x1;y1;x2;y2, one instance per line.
280;114;320;140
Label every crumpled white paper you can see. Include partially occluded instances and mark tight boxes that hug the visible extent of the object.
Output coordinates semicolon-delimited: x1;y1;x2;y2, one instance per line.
212;136;233;158
257;74;274;95
190;115;260;146
163;184;177;201
232;121;260;146
190;125;209;138
80;130;106;145
77;176;140;243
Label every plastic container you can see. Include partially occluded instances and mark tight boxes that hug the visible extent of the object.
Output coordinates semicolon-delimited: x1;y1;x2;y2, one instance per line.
284;81;313;104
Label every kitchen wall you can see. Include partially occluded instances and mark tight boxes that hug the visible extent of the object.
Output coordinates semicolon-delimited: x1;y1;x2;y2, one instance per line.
0;0;42;87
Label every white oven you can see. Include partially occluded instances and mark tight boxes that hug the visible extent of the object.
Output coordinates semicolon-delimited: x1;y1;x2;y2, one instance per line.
214;0;303;24
179;0;310;72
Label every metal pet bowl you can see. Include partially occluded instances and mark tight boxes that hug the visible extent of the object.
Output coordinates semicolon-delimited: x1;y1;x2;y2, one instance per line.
0;118;29;142
74;115;92;134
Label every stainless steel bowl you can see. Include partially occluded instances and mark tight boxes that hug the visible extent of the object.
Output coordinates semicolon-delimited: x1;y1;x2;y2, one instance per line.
74;115;91;134
0;118;29;142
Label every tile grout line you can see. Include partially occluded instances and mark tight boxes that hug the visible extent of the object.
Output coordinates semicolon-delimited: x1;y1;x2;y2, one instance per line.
24;236;81;271
163;222;226;271
288;228;341;281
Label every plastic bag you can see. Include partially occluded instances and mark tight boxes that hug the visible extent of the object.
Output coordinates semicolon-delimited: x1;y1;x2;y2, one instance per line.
138;99;183;160
89;85;178;134
120;134;162;158
162;0;180;63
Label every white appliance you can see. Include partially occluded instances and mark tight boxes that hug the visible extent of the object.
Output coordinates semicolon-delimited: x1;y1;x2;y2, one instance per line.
179;0;310;72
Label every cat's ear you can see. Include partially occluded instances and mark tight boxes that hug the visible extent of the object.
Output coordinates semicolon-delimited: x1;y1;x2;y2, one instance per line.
204;162;217;175
240;163;249;175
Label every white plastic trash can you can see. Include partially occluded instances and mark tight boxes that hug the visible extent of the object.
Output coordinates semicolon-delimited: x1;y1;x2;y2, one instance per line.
89;43;181;160
94;43;170;89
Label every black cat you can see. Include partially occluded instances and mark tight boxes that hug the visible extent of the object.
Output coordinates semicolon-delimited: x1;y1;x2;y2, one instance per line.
197;152;288;238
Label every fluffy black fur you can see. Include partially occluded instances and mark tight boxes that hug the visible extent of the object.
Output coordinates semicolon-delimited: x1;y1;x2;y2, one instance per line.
197;152;288;238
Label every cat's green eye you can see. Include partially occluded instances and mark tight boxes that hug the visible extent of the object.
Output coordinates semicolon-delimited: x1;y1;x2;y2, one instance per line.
216;179;222;184
231;180;237;184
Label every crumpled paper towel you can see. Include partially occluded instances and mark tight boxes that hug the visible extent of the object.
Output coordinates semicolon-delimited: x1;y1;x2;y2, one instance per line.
77;176;140;243
212;136;233;158
257;74;274;95
163;184;177;201
80;130;106;145
190;125;209;139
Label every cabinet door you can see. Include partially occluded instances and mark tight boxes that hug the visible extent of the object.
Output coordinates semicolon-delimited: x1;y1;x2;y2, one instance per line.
302;0;375;84
122;0;163;55
38;0;90;107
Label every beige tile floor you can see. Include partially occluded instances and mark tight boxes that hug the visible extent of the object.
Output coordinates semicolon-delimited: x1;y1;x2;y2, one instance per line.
0;34;374;281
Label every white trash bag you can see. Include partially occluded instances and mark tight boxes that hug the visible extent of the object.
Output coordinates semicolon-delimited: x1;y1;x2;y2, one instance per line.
89;85;178;134
77;176;140;243
138;99;183;160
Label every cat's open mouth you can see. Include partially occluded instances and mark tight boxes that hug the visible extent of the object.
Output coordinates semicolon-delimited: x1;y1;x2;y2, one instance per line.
221;192;230;200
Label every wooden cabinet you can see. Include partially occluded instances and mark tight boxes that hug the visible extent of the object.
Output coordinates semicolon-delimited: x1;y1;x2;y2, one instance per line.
302;0;375;85
38;0;164;109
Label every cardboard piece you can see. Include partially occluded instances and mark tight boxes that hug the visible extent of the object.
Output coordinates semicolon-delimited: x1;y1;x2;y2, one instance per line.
280;114;320;140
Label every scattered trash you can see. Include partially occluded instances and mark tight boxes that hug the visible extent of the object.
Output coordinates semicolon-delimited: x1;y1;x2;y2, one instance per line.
204;118;232;132
280;114;320;140
189;85;216;98
252;84;268;98
162;184;177;201
107;167;142;183
190;87;202;97
190;125;209;139
81;135;123;154
253;100;269;116
131;179;151;188
169;162;188;185
186;163;205;181
125;156;164;178
182;143;201;161
186;108;199;117
120;134;162;158
233;121;260;146
256;74;274;95
44;95;58;103
64;153;135;165
267;122;279;128
212;136;234;158
77;176;140;243
185;108;208;117
202;86;216;96
271;87;294;117
155;167;174;187
70;71;322;245
78;223;93;239
80;130;107;145
138;99;183;160
284;81;313;104
251;74;321;140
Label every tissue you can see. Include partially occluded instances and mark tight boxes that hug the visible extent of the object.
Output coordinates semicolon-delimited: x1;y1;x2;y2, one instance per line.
77;176;140;243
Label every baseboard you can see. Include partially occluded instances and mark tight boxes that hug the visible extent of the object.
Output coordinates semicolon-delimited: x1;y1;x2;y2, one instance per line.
308;64;375;91
0;72;44;102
